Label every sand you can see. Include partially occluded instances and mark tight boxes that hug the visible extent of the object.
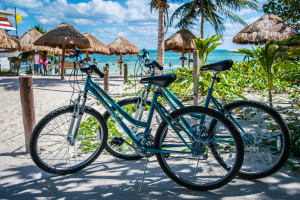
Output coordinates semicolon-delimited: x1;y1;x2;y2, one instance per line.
0;74;299;199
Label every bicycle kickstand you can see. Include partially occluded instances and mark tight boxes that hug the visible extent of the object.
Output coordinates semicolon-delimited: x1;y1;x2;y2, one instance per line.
138;156;149;193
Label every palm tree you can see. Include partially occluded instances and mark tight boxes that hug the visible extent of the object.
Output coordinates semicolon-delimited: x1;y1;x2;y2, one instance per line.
170;0;259;38
151;0;169;70
32;25;47;34
235;35;300;106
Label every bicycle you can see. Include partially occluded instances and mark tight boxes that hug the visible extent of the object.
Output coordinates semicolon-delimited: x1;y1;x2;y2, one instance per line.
104;50;291;180
29;47;244;191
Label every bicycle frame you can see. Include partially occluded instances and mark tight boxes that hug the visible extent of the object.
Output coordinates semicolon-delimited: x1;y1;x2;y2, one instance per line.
72;74;193;154
144;71;247;135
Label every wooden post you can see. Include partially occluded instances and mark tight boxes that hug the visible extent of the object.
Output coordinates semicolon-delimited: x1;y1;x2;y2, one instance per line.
19;76;36;153
61;44;66;79
181;52;185;68
188;52;191;67
193;50;199;106
124;63;128;81
85;50;89;64
120;53;123;75
58;56;61;75
103;66;109;92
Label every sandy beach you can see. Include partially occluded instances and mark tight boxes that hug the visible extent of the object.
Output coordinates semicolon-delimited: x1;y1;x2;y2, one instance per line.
0;74;299;199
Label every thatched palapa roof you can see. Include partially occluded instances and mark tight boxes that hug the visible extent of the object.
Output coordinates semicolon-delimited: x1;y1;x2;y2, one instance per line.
83;33;110;55
233;13;297;44
18;29;62;55
33;22;90;49
164;29;197;53
108;37;139;55
0;28;21;51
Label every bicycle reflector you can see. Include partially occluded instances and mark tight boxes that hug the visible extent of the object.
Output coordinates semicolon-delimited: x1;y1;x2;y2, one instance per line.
217;77;220;83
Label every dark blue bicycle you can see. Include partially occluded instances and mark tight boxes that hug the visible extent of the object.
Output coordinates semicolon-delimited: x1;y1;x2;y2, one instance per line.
29;47;245;191
104;50;291;180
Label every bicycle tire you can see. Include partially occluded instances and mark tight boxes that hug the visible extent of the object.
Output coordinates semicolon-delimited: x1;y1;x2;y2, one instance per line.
155;106;244;191
103;97;162;160
30;105;108;175
210;100;290;179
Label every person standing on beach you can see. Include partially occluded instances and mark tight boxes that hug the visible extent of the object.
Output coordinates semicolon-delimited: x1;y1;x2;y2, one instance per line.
33;50;42;75
169;62;172;67
42;51;48;76
93;58;98;66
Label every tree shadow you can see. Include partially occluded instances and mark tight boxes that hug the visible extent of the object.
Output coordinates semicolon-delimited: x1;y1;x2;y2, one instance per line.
1;155;299;200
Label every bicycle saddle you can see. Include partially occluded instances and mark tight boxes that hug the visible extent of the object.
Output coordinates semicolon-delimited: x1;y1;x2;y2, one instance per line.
200;60;233;71
140;74;177;87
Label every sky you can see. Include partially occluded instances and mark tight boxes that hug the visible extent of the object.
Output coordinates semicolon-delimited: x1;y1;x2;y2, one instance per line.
0;0;267;50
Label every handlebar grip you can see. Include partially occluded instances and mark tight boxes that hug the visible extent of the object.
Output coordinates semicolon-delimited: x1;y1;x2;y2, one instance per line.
91;65;105;78
153;61;163;70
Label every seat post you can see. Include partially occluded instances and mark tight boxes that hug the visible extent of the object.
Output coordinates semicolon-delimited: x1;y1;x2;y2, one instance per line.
209;71;219;90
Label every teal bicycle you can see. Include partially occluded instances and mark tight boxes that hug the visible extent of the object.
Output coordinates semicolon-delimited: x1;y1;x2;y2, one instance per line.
104;50;291;180
29;47;244;191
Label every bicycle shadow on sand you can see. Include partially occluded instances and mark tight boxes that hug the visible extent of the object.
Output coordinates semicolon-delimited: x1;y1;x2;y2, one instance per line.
1;155;299;200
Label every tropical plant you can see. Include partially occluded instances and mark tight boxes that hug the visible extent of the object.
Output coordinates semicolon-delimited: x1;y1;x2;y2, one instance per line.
32;25;47;34
194;34;222;66
18;51;33;62
235;35;300;105
263;0;300;32
170;0;259;38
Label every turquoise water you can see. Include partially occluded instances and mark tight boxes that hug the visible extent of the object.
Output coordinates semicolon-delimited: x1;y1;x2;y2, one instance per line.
20;50;245;75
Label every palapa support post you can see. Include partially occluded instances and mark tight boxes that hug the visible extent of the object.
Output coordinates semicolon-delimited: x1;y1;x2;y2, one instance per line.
193;50;199;107
61;44;66;79
120;53;123;75
103;66;109;92
19;76;36;153
85;50;89;64
58;56;61;75
181;52;185;68
124;63;128;81
188;52;191;67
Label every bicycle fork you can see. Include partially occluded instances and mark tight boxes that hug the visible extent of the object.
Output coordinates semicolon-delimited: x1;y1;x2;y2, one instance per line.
67;92;87;145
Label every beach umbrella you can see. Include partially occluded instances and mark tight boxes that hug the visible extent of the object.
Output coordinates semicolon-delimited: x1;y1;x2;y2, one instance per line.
18;29;62;55
0;28;21;51
233;13;298;45
107;37;139;75
165;29;197;68
83;33;110;61
0;29;5;44
34;22;90;79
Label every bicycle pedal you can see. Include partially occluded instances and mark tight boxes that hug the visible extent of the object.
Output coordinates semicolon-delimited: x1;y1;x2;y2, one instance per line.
111;137;125;146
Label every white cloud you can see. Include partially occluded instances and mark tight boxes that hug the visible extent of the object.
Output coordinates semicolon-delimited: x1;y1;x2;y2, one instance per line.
1;0;43;8
5;8;28;17
73;18;94;26
36;16;60;25
245;17;260;24
234;8;256;16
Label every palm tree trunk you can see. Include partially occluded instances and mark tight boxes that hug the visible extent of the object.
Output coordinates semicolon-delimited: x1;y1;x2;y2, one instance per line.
201;15;204;38
157;6;165;74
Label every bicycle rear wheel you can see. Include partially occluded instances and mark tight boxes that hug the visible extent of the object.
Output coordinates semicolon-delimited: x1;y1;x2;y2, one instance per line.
210;100;290;179
30;105;108;175
155;106;244;190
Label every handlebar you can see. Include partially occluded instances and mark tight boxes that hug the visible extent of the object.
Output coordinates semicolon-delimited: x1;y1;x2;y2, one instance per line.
69;46;105;78
138;49;163;71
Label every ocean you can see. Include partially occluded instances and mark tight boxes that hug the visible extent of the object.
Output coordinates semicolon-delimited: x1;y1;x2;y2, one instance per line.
18;50;246;75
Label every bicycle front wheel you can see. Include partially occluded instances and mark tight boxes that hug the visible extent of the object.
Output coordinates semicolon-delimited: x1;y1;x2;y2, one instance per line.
211;100;290;179
30;105;108;175
155;106;244;191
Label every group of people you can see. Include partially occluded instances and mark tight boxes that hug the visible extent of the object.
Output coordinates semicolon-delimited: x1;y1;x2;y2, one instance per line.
32;50;101;76
33;50;49;75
